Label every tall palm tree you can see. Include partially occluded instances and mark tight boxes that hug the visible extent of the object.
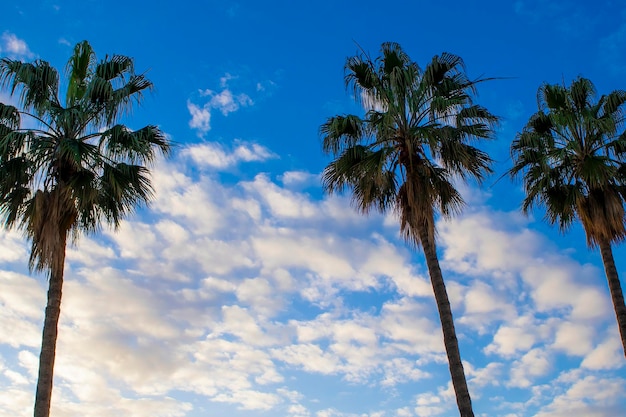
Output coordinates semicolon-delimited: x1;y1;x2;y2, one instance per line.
0;40;170;417
510;77;626;357
320;42;498;417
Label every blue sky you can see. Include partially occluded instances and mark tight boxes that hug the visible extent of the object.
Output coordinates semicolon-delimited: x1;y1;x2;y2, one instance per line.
1;1;626;417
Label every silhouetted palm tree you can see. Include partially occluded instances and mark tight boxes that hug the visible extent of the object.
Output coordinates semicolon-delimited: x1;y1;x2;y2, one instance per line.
510;77;626;357
321;42;498;417
0;40;171;417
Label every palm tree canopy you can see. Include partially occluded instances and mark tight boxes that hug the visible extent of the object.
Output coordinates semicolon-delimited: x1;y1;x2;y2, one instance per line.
510;77;626;247
321;42;499;245
0;40;171;272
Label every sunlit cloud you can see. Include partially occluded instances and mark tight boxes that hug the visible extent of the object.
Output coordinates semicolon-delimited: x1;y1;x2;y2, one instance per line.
0;32;34;59
181;140;277;170
0;141;625;416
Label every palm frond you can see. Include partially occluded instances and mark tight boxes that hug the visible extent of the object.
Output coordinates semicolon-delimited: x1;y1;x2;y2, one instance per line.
104;74;153;124
322;42;497;247
85;75;113;106
570;77;596;112
95;54;134;81
436;130;493;182
98;162;153;227
602;90;626;119
0;59;60;114
0;102;21;129
511;77;626;247
0;40;170;272
100;124;169;163
320;114;367;154
65;40;96;105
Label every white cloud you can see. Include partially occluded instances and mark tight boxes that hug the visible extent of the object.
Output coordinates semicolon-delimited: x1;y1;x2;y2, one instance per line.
0;228;28;264
271;343;341;375
438;209;616;369
236;278;281;316
181;141;276;169
581;332;625;371
413;383;455;417
187;101;212;136
534;374;626;417
0;32;34;59
381;357;430;386
219;72;236;88
0;272;45;348
243;174;319;219
508;348;552;388
212;389;281;410
65;238;116;268
458;280;517;332
484;315;541;357
200;88;253;115
551;321;595;356
187;76;254;137
256;79;277;93
288;403;311;417
379;298;444;356
279;171;320;187
1;143;625;416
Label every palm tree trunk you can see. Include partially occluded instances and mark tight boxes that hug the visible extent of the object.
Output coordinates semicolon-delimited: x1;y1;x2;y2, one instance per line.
416;222;474;417
598;238;626;358
33;233;67;417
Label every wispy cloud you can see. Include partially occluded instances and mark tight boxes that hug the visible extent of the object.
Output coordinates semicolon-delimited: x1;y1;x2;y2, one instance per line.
187;74;254;137
600;22;626;76
186;101;212;136
199;88;253;116
512;1;594;36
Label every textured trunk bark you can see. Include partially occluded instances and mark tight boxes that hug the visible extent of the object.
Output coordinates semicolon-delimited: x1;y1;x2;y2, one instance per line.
417;222;474;417
598;238;626;358
33;234;67;417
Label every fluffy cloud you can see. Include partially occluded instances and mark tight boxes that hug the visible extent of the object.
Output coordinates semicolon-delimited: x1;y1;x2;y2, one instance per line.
187;101;212;135
533;372;626;417
279;171;320;188
508;348;552;388
0;141;625;417
0;32;34;59
181;141;276;170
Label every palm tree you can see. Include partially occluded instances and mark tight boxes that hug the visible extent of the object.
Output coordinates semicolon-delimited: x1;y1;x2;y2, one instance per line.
510;77;626;357
0;40;170;417
320;42;498;417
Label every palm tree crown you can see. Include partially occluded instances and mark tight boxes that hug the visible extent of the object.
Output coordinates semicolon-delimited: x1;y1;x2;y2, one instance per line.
510;77;626;246
321;42;498;417
0;40;170;417
0;40;170;270
321;42;498;244
510;77;626;356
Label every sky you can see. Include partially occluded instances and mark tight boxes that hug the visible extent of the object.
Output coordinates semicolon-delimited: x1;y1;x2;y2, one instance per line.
0;1;625;417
